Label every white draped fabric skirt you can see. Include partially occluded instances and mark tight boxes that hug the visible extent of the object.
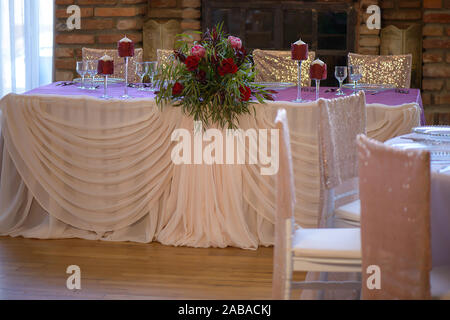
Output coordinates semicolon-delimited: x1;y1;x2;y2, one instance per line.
0;94;420;249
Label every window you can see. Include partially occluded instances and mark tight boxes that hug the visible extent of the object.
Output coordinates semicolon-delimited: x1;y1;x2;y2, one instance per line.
0;0;54;97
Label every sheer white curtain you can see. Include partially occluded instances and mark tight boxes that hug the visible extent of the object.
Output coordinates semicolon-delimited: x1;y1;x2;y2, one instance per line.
0;0;53;97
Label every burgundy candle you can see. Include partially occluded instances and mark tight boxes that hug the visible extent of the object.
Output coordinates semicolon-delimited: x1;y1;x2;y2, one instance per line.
309;59;327;80
118;36;135;58
97;55;114;75
291;39;309;61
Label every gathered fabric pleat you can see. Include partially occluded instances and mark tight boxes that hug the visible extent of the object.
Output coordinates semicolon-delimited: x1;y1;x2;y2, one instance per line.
0;94;420;248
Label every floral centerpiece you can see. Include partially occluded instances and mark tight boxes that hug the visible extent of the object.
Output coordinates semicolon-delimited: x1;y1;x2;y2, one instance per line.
155;23;275;129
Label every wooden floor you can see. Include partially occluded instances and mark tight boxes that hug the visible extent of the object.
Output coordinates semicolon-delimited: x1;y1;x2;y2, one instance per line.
0;237;305;300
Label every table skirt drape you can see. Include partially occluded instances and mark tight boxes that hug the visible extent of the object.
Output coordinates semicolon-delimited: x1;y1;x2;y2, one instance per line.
0;94;421;248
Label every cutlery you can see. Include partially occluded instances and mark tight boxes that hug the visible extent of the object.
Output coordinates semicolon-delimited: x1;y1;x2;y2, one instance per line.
439;166;450;173
400;136;450;145
57;82;75;87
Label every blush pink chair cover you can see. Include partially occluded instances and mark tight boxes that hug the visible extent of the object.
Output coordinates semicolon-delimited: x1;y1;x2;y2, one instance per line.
357;135;432;300
318;91;366;191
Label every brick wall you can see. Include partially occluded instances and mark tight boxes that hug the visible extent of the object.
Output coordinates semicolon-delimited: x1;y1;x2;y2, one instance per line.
54;0;148;81
381;0;423;29
422;0;450;124
148;0;201;41
54;0;202;81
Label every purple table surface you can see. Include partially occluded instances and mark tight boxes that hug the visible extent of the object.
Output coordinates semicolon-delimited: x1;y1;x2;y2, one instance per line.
26;82;426;125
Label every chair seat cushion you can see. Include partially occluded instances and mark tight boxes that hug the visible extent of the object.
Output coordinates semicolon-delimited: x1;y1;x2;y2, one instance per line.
335;200;361;222
431;265;450;299
293;228;361;259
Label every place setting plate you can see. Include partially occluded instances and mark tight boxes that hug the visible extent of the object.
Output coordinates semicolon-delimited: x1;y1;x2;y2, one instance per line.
252;82;296;90
412;125;450;137
73;77;125;84
342;83;395;94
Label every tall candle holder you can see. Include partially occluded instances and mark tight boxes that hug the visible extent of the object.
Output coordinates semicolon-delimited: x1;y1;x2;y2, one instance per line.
101;75;110;99
315;79;320;101
122;56;130;99
293;60;304;103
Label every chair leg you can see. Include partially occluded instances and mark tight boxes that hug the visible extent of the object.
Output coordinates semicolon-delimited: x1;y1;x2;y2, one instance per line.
317;272;328;300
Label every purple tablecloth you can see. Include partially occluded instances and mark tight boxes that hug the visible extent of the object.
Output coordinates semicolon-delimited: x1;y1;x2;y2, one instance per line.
26;82;426;124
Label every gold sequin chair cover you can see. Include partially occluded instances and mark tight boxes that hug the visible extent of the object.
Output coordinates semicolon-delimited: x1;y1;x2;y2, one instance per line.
157;49;176;68
358;135;431;299
348;53;412;89
82;48;143;83
253;50;315;87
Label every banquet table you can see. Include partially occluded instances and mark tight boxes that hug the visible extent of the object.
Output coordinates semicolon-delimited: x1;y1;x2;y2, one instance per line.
0;82;423;249
386;134;450;268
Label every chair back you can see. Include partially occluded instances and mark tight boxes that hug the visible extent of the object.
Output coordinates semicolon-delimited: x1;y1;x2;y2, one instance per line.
253;50;315;86
272;108;296;300
157;49;175;68
82;48;143;83
318;91;366;190
317;91;366;227
348;53;412;89
357;135;431;299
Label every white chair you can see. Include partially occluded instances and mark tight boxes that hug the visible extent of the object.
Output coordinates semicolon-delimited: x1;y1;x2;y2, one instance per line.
272;109;361;300
317;91;366;228
358;135;450;299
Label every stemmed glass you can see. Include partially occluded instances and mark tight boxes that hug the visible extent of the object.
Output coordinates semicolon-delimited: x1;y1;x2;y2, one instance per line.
348;65;362;95
86;60;98;90
76;61;88;89
335;66;347;96
136;62;149;91
145;61;157;92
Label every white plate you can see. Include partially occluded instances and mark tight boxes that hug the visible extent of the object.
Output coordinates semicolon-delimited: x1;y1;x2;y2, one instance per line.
413;126;450;137
252;82;296;90
73;77;125;84
342;83;395;93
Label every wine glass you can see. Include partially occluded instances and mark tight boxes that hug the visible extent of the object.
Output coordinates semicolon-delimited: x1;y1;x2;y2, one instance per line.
348;65;362;95
76;61;88;89
335;66;347;96
145;61;157;92
86;60;98;90
136;62;149;91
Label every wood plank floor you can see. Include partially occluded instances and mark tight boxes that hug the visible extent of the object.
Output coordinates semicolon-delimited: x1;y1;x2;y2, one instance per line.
0;237;306;300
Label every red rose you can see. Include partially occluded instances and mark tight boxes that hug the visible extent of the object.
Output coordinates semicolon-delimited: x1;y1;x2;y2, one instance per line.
184;55;200;71
218;58;238;76
239;86;251;102
172;82;184;96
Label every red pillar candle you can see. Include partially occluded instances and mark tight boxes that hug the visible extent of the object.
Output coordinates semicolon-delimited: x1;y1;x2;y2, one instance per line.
309;59;327;80
291;39;309;61
98;55;114;75
118;36;135;58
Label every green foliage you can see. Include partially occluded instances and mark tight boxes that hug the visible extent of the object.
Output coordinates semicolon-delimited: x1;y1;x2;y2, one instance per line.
154;23;275;129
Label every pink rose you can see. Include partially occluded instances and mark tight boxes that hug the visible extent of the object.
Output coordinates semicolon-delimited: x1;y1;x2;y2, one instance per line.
228;36;242;50
191;45;206;59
